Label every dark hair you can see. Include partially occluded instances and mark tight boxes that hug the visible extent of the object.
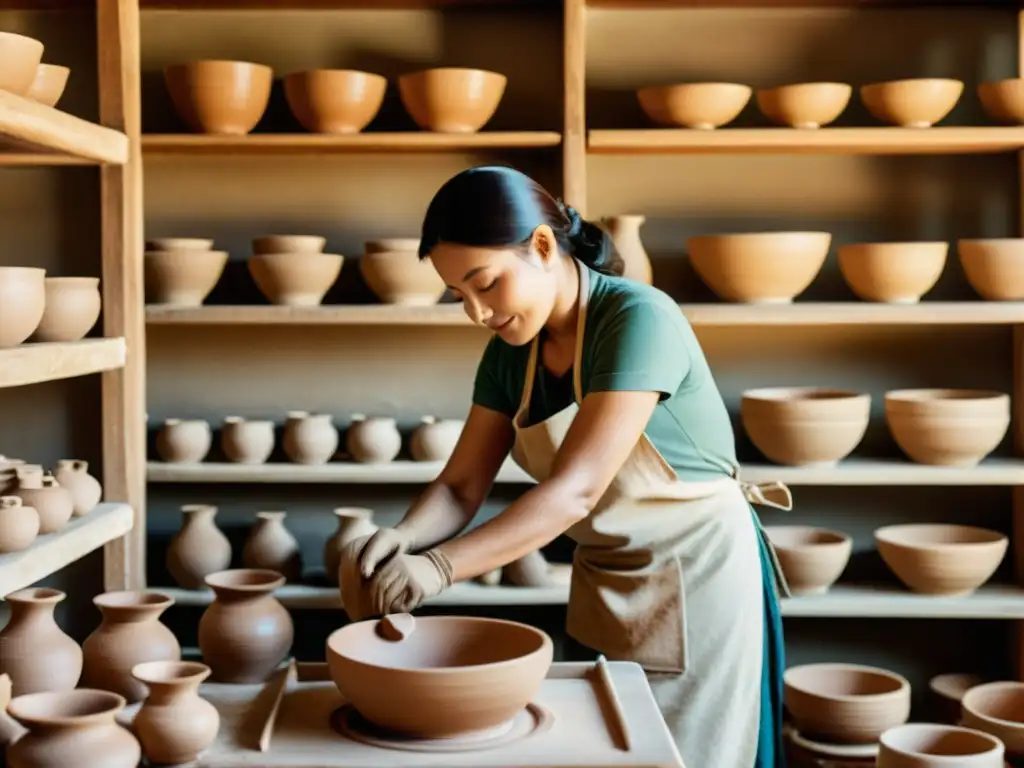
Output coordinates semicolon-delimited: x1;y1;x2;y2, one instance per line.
418;165;624;277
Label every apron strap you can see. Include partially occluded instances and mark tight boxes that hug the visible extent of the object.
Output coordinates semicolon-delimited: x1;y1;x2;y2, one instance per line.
514;336;540;427
572;262;590;405
738;480;793;512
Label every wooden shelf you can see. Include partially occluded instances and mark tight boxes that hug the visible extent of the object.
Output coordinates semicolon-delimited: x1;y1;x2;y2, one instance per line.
142;132;562;155
587;127;1024;156
587;0;1011;7
0;91;129;165
739;459;1024;486
0;504;134;597
0;338;127;389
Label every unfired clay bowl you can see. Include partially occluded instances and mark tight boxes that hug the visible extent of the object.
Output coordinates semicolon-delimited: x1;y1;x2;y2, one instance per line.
360;250;446;306
247;252;344;307
875;523;1007;596
164;60;272;135
958;239;1024;301
884;389;1010;467
0;32;44;96
326;616;553;738
144;250;228;306
962;682;1024;755
763;526;852;595
398;68;507;134
741;387;870;466
364;238;419;255
26;63;69;107
146;238;214;252
252;235;325;255
284;69;386;134
837;242;948;303
686;232;831;303
33;277;101;343
0;267;45;348
637;82;751;129
931;673;984;724
756;82;852;129
860;78;964;128
784;662;911;744
978;78;1024;125
878;723;1004;768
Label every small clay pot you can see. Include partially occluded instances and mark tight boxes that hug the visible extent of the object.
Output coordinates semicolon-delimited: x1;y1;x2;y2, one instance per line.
14;473;73;534
155;418;212;463
241;511;303;582
0;267;45;348
0;496;39;553
0;32;44;96
0;588;83;696
346;414;401;463
601;215;653;285
131;660;220;765
323;507;376;585
32;277;101;343
166;505;232;589
409;416;464;462
52;459;102;516
164;60;273;135
221;416;275;464
283;410;339;465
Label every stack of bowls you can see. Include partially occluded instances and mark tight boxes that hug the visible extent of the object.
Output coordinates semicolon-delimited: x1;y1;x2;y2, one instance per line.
144;239;227;307
247;235;343;307
359;239;445;306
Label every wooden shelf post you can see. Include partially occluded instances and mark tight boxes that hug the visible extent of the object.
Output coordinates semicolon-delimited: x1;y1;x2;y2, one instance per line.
563;0;587;213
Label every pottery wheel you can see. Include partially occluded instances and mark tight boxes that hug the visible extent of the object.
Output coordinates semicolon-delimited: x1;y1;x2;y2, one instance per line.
785;724;879;759
331;702;554;753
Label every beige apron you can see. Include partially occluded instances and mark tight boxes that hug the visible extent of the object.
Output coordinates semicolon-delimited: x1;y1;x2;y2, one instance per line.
510;263;793;768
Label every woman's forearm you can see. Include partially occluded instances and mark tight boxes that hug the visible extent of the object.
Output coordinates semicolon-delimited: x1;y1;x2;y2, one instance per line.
394;479;479;552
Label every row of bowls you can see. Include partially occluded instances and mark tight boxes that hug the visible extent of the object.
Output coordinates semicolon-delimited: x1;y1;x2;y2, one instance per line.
164;61;506;136
743;387;1009;468
0;268;101;348
0;31;70;107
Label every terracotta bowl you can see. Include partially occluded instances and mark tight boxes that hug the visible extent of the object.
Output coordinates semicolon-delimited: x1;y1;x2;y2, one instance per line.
763;526;852;595
252;235;325;255
164;60;273;135
860;78;964;128
741;387;870;466
884;389;1010;467
637;82;751;129
0;267;45;348
931;673;985;724
398;67;507;134
962;682;1024;756
26;63;69;107
146;238;214;252
144;249;228;306
686;232;831;303
360;249;446;306
33;277;101;343
837;242;948;304
756;82;852;129
784;662;911;744
958;239;1024;301
284;69;386;134
247;252;344;307
978;79;1024;125
0;32;44;96
364;238;420;255
878;723;1004;767
875;523;1007;596
326;616;553;738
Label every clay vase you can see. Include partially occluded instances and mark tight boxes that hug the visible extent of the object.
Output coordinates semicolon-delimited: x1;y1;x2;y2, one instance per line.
197;569;294;683
601;215;654;285
282;410;339;465
155;418;212;463
221;416;275;464
0;588;82;696
346;414;401;463
81;591;181;704
166;504;233;589
14;472;73;534
131;660;220;765
323;507;376;585
51;459;102;516
32;277;102;343
7;689;141;768
241;511;303;582
409;416;465;461
0;496;39;553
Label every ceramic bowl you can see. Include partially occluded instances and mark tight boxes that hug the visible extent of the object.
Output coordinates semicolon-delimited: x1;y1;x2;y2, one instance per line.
741;387;870;466
247;252;344;307
958;239;1024;301
884;389;1010;467
837;242;948;303
144;249;228;306
0;267;46;348
0;32;44;96
756;82;852;129
784;663;911;744
360;249;446;306
931;673;985;724
164;60;273;135
364;238;420;255
637;82;751;129
326;616;553;738
398;67;507;134
874;524;1007;596
962;682;1024;755
763;526;852;595
686;232;831;303
878;723;1004;768
26;63;69;107
33;277;101;343
860;78;964;128
978;78;1024;125
146;238;214;252
252;235;325;255
284;69;386;134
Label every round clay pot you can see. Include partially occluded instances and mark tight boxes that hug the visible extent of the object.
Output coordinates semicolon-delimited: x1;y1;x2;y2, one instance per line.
241;511;303;582
166;504;232;589
7;689;140;768
837;242;948;304
323;507;376;585
155;418;212;463
282;411;338;465
637;82;751;129
144;249;228;306
221;416;275;464
164;60;272;135
145;237;214;251
81;591;181;704
360;249;446;305
397;67;507;133
25;64;69;108
198;569;293;684
0;267;45;348
756;82;852;129
0;32;44;96
131;660;219;765
878;723;1003;767
409;416;464;462
958;239;1024;301
52;459;102;516
364;238;419;255
860;78;964;128
0;588;82;696
346;415;401;463
978;78;1024;125
762;526;852;595
248;252;344;307
930;672;984;724
252;235;325;255
600;215;653;285
0;497;38;554
14;472;72;533
961;681;1024;756
284;69;387;134
32;277;101;343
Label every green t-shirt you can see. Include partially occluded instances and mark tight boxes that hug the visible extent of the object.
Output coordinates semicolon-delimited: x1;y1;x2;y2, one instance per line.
472;265;738;482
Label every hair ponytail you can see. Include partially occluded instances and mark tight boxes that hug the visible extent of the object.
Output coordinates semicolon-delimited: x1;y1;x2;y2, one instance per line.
559;202;625;278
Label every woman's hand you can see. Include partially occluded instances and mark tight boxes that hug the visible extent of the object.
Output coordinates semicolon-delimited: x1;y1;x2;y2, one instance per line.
357;527;415;577
368;549;454;614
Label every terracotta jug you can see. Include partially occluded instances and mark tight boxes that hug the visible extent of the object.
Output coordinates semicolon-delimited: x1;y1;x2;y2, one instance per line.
155;418;212;463
409;416;465;461
241;511;303;581
14;472;72;533
0;588;82;696
324;507;377;585
166;504;233;589
221;416;275;464
282;410;339;465
51;459;102;516
0;496;39;554
132;660;220;765
7;689;141;768
81;591;181;703
197;569;294;683
602;215;653;285
346;414;401;463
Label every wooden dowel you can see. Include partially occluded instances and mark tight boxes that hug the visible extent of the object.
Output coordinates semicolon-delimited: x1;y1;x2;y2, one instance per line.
593;655;632;751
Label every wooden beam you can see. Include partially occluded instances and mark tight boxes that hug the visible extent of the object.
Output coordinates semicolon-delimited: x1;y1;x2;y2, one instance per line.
562;0;587;213
0;339;125;389
0;90;128;164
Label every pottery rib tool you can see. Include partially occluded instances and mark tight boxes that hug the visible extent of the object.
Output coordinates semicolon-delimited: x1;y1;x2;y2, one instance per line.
377;612;416;641
258;658;297;752
593;655;631;751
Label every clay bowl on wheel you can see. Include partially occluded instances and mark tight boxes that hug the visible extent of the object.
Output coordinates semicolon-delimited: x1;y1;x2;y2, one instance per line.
874;523;1007;596
26;63;70;107
284;69;386;134
637;82;751;129
860;78;963;127
763;526;851;595
878;723;1004;768
784;662;911;744
0;267;46;348
144;249;228;307
962;682;1024;756
756;82;851;129
0;32;44;96
326;616;553;738
958;239;1024;301
164;60;272;135
247;252;344;307
978;78;1024;125
360;249;446;306
837;242;948;304
398;68;506;134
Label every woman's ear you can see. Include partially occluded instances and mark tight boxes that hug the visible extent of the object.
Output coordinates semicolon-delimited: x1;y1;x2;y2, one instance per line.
528;224;559;269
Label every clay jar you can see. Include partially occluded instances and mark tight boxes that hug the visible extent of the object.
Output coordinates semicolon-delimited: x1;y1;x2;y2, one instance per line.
242;511;303;582
324;507;376;585
155;418;212;463
0;588;82;696
131;660;220;765
14;472;73;534
7;689;141;768
32;277;101;343
221;416;275;464
0;267;45;348
282;411;338;465
0;497;39;553
409;416;465;462
166;504;232;589
52;459;102;516
601;215;654;285
346;415;401;463
198;569;294;683
81;591;181;704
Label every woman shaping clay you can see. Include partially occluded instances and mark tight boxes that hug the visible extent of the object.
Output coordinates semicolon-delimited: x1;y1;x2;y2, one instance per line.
339;165;793;768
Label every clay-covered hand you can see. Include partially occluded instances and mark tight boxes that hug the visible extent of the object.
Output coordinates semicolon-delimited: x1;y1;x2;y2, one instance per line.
369;549;454;615
358;527;416;578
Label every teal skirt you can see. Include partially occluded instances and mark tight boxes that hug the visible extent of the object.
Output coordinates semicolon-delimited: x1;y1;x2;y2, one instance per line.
754;514;788;768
